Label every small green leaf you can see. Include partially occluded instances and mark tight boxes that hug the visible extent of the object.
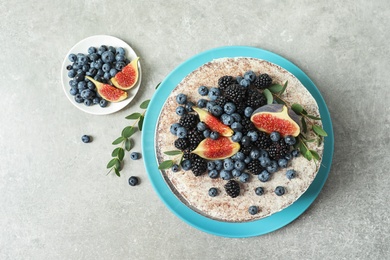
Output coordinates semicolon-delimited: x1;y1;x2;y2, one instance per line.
164;150;183;156
125;139;132;151
312;125;328;137
111;147;121;157
112;136;125;145
304;150;313;161
301;117;307;133
291;103;303;114
301;109;308;115
117;148;125;161
310;150;320;161
107;158;119;169
138;115;144;131
155;82;161;89
273;96;286;105
263;89;273;104
298;139;308;156
307;114;322;120
268;84;283;93
125;112;142;120
115;160;121;170
122;126;136;138
158;160;174;170
280;80;288;95
140;99;150;109
305;139;316;143
317;136;323;146
114;168;120;177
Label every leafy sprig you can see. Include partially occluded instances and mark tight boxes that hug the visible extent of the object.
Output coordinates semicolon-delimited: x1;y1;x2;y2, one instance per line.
158;150;184;170
106;99;150;176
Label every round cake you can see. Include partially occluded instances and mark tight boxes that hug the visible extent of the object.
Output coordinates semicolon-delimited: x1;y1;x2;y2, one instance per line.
155;57;324;222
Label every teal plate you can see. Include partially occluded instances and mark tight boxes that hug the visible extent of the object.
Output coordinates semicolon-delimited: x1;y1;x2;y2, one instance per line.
142;46;334;238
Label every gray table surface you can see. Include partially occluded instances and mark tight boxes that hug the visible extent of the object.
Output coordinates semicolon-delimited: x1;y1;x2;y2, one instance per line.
1;0;389;259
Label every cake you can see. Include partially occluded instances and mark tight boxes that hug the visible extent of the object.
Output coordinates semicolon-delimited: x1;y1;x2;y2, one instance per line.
155;57;325;222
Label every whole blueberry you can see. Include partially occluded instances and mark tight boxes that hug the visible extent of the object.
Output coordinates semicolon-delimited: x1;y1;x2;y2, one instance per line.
234;160;245;171
259;149;269;158
69;80;78;88
84;99;92;106
198;86;209;96
247;131;258;142
232;169;242;177
171;164;179;172
286;169;297;180
68;53;77;62
92;97;101;104
181;159;192;170
241;136;251;147
275;186;285;196
69;87;78;96
235;152;245;161
101;51;115;63
244;107;253;117
270;131;281;142
244;156;252;164
116;47;125;56
207;161;216;171
221;114;234;125
259;156;271;167
102;63;111;72
88;46;96;54
197;122;207;132
258;170;271;182
89;53;99;61
176;106;186;116
208;87;220;101
248;206;258;215
128;176;139;186
203;129;211;138
87;81;95;90
115;54;125;62
66;64;73;70
74;94;84;103
224;102;236;115
208;169;219;179
211;105;223;117
278;158;288;168
284;135;296;146
236;76;243;84
223;159;234;171
210;131;219;140
115;61;126;71
208;187;218;197
103;72;110;80
266;160;278;173
244;70;256;82
170;123;181;135
197;99;207;108
239;78;250;88
99;99;108;108
220;170;232;180
206;101;216;111
130;152;141;160
185;102;195;112
176;93;187;104
291;149;300;157
239;172;250;183
214;160;223;171
74;72;85;82
68;70;76;78
81;135;91;143
176;127;187;138
284;152;292;161
231;113;241;122
250;149;260;159
77;54;87;64
231;122;243;132
255;187;264;196
109;68;118;77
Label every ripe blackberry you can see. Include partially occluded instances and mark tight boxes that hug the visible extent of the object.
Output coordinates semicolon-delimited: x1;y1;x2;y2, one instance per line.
174;138;189;150
268;139;290;160
187;129;204;151
254;74;272;89
224;84;247;104
239;144;253;156
224;180;240;198
235;102;247;114
240;117;255;135
179;114;199;129
245;89;266;109
215;96;229;108
246;159;263;175
218;76;235;91
191;154;207;176
253;131;272;150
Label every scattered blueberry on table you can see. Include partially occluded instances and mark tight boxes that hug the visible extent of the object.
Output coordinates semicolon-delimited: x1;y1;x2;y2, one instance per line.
81;135;91;143
128;176;139;186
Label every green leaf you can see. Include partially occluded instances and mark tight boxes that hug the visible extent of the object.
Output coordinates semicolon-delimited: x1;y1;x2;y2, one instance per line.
125;138;132;151
317;136;323;146
140;99;150;109
268;84;283;93
291;103;303;114
107;158;119;169
310;150;320;161
155;82;161;89
298;139;308;156
117;148;125;161
111;147;121;157
114;168;120;177
301;117;307;133
122;126;136;138
273;96;286;105
304;150;313;161
125;112;142;120
115;160;121;170
312;125;328;137
280;80;288;95
138;115;144;131
158;160;174;170
164;150;183;156
305;139;316;143
307;114;322;120
263;89;273;104
112;136;125;145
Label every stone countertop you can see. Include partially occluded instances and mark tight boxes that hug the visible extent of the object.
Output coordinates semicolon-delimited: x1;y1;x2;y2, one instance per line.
0;0;389;259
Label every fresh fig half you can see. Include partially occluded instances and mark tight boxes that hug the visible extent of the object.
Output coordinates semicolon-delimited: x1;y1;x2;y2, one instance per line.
192;137;240;160
250;104;301;137
86;76;127;102
192;107;234;137
111;57;140;90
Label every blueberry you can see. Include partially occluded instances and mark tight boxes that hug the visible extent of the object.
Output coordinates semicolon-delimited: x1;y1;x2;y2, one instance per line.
241;136;251;147
115;61;126;71
278;158;288;168
69;87;78;96
87;81;95;90
284;135;296;146
234;160;245;171
266;160;278;173
92;97;101;104
286;169;297;180
235;152;245;161
171;164;179;172
89;53;99;61
258;170;271;182
88;47;96;54
81;135;91;143
208;187;218;197
208;169;219;179
247;131;258;142
208;87;220;101
255;187;264;196
88;68;97;77
211;105;223;117
248;206;258;215
291;149;300;157
224;102;236;115
99;99;108;107
103;72;110;80
244;107;253;117
77;54;87;64
232;132;243;142
128;176;139;186
176;127;187;138
181;159;192;170
82;64;90;72
259;149;269;158
239;172;250;183
275;186;285;196
197;122;207;132
220;170;232;180
231;113;241;122
81;89;93;99
130;152;141;160
176;106;186;116
170;123;181;135
84;99;92;106
223;159;234;171
198;86;209;96
214;160;223;171
239;78;250;87
185;101;195;112
116;47;125;56
236;76;243;84
74;72;85;82
250;149;260;159
102;63;111;72
203;129;211;138
68;53;77;62
176;93;187;104
232;169;242;177
95;60;104;70
197;99;207;108
244;157;252;164
284;152;292;161
207;161;216;171
115;54;125;62
244;70;256;82
259;157;271;167
109;68;118;77
74;94;84;103
68;70;76;78
221;114;234;125
270;132;281;142
210;131;219;140
66;64;73;70
102;51;115;63
206;101;216;111
231;122;243;132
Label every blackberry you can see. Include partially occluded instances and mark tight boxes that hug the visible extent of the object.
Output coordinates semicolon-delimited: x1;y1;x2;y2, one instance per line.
246;159;263;175
253;131;272;150
240;117;255;135
224;84;247;104
174;138;189;150
215;96;229;108
224;180;240;198
239;144;253;156
268;139;290;160
245;89;266;109
254;73;272;89
187;129;204;151
179;114;199;129
218;76;235;91
235;102;247;114
191;154;207;176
